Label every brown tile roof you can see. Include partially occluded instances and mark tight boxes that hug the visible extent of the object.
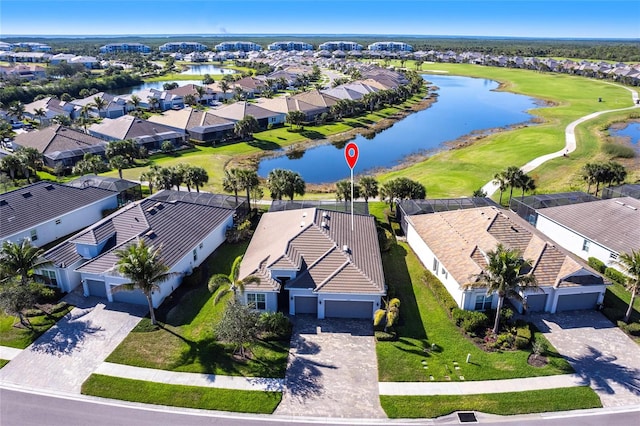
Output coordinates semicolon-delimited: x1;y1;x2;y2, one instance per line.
537;197;640;255
13;125;106;155
241;208;385;295
408;207;599;289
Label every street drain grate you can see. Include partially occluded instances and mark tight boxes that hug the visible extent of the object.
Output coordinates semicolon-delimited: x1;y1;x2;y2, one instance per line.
458;412;477;423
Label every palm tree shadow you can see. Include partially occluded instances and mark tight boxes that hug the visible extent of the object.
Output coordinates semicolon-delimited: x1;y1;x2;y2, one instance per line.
30;314;103;356
283;355;336;399
566;345;640;396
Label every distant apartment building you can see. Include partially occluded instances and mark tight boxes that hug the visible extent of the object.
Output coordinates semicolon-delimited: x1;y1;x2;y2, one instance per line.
99;43;151;54
367;42;413;52
267;41;314;51
159;42;208;53
4;42;52;52
214;41;263;52
318;41;363;51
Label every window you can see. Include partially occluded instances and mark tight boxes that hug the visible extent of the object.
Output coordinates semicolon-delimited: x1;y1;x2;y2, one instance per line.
609;252;619;261
582;239;591;252
192;249;198;262
475;295;493;311
55;219;61;225
247;293;266;310
30;229;38;242
441;266;448;280
41;270;57;286
199;242;203;249
432;258;439;272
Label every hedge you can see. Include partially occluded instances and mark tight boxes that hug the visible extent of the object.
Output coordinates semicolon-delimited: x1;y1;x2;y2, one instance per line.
422;270;458;316
588;257;606;274
605;267;627;285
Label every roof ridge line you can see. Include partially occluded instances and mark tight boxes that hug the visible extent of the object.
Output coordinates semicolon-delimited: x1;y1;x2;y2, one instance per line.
314;258;351;292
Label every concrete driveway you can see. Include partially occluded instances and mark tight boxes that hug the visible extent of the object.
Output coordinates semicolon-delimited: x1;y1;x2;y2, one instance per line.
0;292;145;393
531;311;640;408
274;316;386;419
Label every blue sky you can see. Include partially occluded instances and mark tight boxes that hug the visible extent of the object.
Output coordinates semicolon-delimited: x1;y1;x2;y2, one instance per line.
1;0;638;39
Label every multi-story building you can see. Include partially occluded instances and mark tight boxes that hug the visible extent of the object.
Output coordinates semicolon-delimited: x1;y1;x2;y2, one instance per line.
318;41;363;51
367;42;413;52
214;41;263;52
159;42;208;53
267;41;314;51
99;43;151;54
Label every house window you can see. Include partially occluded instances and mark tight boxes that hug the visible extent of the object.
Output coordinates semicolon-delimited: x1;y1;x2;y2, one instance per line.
582;239;591;252
30;229;38;242
55;219;61;225
475;295;493;311
432;258;439;272
41;270;57;286
441;266;448;280
247;293;266;310
199;242;203;249
192;249;198;261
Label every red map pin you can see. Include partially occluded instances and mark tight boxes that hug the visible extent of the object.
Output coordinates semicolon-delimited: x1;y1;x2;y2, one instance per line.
344;142;359;170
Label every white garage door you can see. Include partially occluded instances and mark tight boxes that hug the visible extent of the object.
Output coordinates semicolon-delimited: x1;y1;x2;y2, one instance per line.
295;296;318;314
86;280;107;298
112;288;147;305
556;293;599;312
324;300;373;319
526;293;548;312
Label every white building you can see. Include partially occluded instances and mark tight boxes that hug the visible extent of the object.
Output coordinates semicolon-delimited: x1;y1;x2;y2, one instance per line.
214;41;262;52
267;41;314;51
159;42;208;52
367;42;413;52
318;41;363;51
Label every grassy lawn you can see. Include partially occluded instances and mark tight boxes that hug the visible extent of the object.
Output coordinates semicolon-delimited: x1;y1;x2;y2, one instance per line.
0;359;9;369
105;241;289;378
0;303;73;349
380;387;601;418
377;63;637;197
376;242;573;382
82;374;281;414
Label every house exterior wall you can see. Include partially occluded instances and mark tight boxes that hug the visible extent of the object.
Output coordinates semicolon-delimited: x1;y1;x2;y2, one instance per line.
2;194;117;247
243;291;278;312
405;221;465;307
535;215;618;268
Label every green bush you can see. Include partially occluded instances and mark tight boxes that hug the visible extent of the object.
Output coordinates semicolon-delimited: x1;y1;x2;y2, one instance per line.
588;257;606;274
422;270;458;316
618;321;640;336
452;308;489;334
603;142;635;158
605;267;627;285
496;332;515;349
257;312;291;340
377;226;394;252
375;330;397;341
515;324;532;349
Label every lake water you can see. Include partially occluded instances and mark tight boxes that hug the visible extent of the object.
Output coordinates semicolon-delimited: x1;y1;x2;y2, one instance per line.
258;74;539;183
111;80;206;95
180;64;236;75
610;121;640;147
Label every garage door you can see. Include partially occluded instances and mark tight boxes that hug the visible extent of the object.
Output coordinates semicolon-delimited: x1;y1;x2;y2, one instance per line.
295;296;318;314
324;300;373;319
112;288;147;305
526;293;548;312
556;293;599;312
86;280;107;298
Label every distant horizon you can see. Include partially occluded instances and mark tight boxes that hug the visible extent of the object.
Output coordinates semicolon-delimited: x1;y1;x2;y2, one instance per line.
2;1;639;39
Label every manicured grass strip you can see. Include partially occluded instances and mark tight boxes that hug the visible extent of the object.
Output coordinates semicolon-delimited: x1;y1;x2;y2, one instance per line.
380;386;601;419
82;374;281;414
0;359;9;369
0;304;73;349
376;242;573;382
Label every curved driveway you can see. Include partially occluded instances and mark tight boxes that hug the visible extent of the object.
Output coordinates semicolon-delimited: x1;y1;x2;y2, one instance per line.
482;84;640;196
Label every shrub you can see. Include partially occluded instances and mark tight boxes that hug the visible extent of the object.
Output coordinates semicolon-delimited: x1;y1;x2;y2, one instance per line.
422;270;458;316
605;267;627;285
531;339;547;357
588;257;606;274
452;308;488;334
618;321;640;336
375;330;397;341
496;332;515;349
257;311;291;340
500;308;514;325
515;324;532;349
603;142;635;158
602;307;625;322
377;226;394;252
225;219;253;243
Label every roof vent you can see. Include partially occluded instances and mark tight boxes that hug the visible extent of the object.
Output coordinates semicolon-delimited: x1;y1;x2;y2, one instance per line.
0;200;7;206
321;221;327;228
154;202;164;210
45;184;54;191
146;206;157;214
300;221;305;227
322;212;329;219
302;212;307;218
22;192;32;198
342;244;350;253
626;204;637;211
615;200;625;206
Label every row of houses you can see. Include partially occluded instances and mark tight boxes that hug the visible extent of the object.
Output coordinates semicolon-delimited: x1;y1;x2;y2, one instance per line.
0;41;51;52
1;176;621;320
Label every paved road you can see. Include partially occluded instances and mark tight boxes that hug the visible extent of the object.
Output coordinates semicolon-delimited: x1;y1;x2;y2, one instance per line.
481;83;640;196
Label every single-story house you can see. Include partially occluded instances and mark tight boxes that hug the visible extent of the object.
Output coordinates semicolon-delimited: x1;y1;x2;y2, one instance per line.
238;208;386;319
66;175;142;206
257;96;328;122
147;107;235;144
0;64;47;81
534;197;640;273
89;115;187;151
71;92;129;119
12;125;108;169
40;191;243;305
0;181;118;247
24;97;75;126
405;205;608;314
167;84;219;105
210;101;285;129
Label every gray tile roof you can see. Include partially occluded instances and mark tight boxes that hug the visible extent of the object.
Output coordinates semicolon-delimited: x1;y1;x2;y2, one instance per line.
70;197;235;274
0;182;116;240
537;197;640;255
241;208;385;295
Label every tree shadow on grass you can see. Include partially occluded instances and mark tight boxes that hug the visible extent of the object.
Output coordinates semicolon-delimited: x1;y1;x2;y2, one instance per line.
299;130;324;140
248;139;281;151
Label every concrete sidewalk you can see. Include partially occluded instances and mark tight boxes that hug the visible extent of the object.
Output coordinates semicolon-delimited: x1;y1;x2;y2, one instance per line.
0;346;22;361
379;373;584;395
94;362;284;392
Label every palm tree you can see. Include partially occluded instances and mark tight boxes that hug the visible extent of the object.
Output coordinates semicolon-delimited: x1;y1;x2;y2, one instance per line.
194;85;206;103
504;166;524;203
470;244;538;334
223;168;242;203
518;174;536;200
1;155;21;183
16;147;41;184
283;170;305;201
128;94;142;112
219;80;230;102
184;94;197;106
233;115;259;140
374;298;400;332
616;250;640;324
286;110;306;130
208;255;259;305
113;240;174;325
109;155;128;179
140;164;160;194
184;165;209;193
0;239;52;286
8;102;25;121
236;169;259;206
359;176;379;204
147;96;161;113
493;171;508;205
33;108;47;127
92;96;107;117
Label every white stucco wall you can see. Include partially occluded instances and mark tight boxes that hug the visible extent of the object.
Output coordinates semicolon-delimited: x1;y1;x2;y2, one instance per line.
243;291;278;312
3;194;118;248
